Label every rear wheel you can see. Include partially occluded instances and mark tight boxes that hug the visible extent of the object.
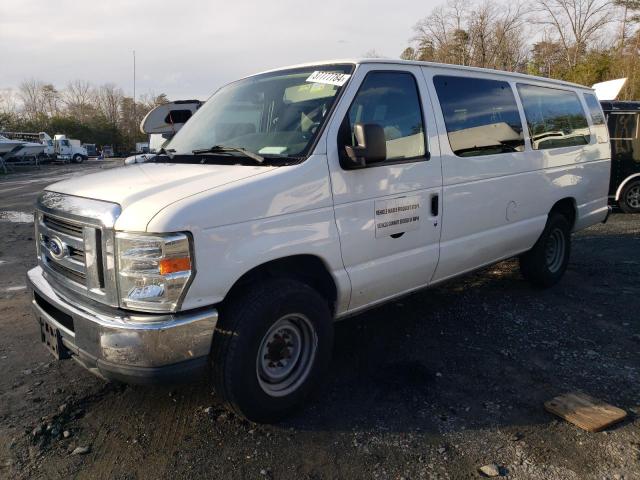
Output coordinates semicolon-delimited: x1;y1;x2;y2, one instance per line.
619;180;640;213
211;278;333;423
519;213;571;288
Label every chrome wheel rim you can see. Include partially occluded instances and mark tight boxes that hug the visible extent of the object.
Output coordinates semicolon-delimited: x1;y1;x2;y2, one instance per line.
626;185;640;209
545;227;566;273
256;313;317;397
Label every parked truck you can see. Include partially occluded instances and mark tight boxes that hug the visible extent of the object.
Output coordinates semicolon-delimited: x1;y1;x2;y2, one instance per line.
83;144;98;157
37;133;88;163
2;132;88;163
57;136;88;163
135;142;150;154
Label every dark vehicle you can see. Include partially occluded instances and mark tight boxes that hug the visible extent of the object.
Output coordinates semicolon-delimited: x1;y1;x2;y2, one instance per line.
601;100;640;213
101;145;114;158
83;143;97;157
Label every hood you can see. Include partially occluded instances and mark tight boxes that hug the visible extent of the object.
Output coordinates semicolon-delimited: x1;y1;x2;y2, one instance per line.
46;162;275;231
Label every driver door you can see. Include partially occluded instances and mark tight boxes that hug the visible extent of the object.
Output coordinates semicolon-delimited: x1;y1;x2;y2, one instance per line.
325;64;443;312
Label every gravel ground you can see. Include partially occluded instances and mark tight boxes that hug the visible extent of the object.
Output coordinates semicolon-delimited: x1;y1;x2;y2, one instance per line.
0;162;639;480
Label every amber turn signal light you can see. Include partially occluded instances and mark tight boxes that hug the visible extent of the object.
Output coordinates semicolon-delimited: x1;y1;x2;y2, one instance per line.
159;257;191;275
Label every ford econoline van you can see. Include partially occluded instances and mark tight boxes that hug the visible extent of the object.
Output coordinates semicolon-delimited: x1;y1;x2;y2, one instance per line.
28;59;611;422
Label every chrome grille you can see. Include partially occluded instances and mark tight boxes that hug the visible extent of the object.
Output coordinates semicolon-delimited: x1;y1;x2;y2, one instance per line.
38;214;87;286
46;255;87;284
36;192;121;307
43;214;83;237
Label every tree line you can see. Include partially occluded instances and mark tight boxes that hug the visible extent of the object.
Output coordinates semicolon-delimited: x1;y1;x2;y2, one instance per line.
400;0;640;100
0;79;168;151
1;0;638;149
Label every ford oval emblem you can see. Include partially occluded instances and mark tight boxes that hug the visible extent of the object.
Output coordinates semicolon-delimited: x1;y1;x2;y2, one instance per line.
48;237;67;260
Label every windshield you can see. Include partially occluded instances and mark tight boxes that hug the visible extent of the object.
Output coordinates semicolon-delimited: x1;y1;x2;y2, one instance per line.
167;64;353;160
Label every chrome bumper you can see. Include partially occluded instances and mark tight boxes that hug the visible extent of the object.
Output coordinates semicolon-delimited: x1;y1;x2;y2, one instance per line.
27;266;217;383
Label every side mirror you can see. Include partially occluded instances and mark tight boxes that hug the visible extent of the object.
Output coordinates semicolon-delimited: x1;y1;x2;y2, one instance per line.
344;123;386;168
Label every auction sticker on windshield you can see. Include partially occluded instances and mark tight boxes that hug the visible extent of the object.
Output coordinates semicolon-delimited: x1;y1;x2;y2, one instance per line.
374;196;422;238
306;71;351;86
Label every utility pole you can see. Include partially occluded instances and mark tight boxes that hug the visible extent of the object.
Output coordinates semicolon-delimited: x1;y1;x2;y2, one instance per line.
133;49;136;135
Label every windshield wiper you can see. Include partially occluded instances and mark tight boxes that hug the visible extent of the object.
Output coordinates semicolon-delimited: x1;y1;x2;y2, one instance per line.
192;145;264;163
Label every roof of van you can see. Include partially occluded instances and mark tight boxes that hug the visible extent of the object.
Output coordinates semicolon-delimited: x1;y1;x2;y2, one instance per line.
257;58;592;91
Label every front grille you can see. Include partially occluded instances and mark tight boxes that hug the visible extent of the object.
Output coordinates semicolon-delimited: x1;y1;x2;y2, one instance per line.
41;233;86;264
37;192;121;308
68;246;85;262
46;256;86;284
39;214;87;287
43;214;84;237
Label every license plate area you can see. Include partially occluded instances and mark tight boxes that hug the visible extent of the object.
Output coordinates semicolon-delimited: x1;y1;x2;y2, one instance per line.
40;317;69;360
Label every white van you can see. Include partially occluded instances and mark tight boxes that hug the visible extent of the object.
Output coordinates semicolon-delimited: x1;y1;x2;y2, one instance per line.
28;59;611;422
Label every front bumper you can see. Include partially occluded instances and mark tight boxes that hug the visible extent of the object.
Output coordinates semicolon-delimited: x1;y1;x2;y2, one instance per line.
27;266;217;384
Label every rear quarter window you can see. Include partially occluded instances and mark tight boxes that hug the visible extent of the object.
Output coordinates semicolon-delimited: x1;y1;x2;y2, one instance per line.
517;84;591;150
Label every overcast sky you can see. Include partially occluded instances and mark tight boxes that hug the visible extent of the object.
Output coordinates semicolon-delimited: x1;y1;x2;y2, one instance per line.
0;0;439;101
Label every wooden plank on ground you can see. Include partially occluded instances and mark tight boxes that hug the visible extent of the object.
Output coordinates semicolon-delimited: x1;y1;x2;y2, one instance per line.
545;392;627;432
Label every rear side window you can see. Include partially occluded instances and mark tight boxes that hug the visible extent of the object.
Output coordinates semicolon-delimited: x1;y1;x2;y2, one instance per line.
340;71;426;162
517;84;590;150
607;113;638;139
583;93;605;125
433;75;524;157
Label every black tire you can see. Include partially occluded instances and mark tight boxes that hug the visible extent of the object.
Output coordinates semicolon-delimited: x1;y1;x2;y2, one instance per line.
619;180;640;213
519;213;571;288
211;277;333;423
72;154;84;164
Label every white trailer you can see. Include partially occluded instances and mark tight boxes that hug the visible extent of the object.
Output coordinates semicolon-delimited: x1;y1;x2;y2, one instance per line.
125;100;202;164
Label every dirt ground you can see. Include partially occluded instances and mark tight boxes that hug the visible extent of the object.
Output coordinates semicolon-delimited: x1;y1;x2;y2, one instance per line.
0;161;639;480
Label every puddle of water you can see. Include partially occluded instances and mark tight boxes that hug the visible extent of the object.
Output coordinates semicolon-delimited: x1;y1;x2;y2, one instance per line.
0;211;34;223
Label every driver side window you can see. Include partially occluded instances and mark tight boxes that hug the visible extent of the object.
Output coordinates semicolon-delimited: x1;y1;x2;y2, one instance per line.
338;71;427;165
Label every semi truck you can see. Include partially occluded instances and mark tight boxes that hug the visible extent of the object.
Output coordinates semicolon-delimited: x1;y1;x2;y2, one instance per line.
52;135;88;163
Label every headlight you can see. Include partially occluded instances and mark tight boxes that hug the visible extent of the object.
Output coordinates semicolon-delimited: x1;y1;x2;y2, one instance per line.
116;232;194;312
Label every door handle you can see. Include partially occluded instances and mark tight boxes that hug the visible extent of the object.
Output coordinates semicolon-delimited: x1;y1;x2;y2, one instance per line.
431;194;439;216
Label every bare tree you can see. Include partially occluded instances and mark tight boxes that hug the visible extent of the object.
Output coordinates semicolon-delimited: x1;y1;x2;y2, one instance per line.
18;79;46;121
614;0;640;52
0;89;18;117
533;0;616;67
95;83;124;125
41;84;61;117
412;0;471;64
63;80;95;120
400;47;418;60
531;35;567;76
410;0;528;70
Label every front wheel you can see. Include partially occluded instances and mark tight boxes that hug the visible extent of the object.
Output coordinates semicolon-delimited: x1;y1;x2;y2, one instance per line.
519;213;571;288
619;180;640;213
211;278;333;423
72;154;84;164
